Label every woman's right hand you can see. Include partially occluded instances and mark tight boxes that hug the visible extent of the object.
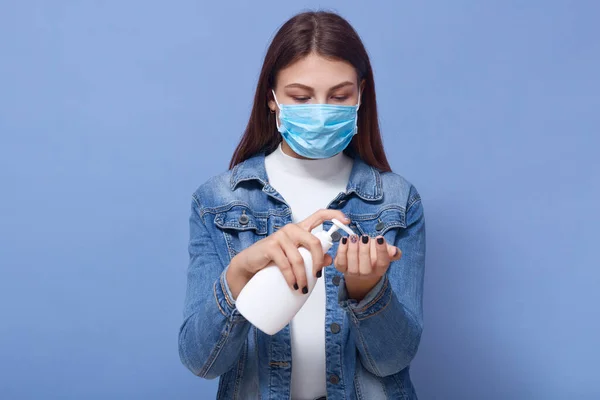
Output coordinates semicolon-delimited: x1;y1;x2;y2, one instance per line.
229;209;350;296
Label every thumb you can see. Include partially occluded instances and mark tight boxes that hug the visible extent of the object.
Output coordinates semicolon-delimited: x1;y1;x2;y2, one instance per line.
387;244;402;260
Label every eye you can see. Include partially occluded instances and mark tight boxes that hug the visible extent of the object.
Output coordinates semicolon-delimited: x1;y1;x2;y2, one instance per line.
292;96;310;103
332;95;349;102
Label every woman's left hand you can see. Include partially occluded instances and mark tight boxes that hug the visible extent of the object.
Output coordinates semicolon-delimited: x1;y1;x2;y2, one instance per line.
333;234;402;301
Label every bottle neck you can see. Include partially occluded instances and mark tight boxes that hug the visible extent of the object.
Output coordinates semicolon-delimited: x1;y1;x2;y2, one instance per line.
315;230;333;252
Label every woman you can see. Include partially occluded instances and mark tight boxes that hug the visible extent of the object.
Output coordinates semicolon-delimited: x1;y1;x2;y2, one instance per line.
178;11;426;400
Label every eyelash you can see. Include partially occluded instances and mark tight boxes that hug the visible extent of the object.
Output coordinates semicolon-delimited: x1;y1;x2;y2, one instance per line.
292;96;349;103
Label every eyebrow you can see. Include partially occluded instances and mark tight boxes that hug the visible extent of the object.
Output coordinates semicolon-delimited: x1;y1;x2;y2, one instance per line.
284;81;355;92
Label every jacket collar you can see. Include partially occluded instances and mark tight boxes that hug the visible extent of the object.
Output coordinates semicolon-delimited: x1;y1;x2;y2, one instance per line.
230;150;383;201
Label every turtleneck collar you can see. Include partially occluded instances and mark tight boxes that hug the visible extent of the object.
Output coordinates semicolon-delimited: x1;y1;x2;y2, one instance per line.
230;143;384;202
265;141;352;179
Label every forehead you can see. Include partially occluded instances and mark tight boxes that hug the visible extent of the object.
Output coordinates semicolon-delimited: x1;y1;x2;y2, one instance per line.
276;52;357;88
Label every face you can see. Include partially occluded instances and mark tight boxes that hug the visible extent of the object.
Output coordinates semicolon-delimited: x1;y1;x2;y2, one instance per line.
269;52;363;110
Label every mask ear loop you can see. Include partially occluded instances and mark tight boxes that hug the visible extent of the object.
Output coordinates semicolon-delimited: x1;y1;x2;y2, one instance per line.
354;91;362;132
271;89;282;131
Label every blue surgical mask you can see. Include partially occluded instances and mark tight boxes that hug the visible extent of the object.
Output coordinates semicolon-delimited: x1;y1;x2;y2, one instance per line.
272;90;360;159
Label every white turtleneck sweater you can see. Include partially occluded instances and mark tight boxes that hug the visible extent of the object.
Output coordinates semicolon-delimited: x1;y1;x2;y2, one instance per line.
264;142;353;400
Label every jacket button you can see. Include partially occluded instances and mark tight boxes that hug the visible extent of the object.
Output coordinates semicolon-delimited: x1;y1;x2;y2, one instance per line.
329;374;339;384
330;323;340;334
330;231;342;242
375;220;384;231
239;214;249;225
332;275;341;286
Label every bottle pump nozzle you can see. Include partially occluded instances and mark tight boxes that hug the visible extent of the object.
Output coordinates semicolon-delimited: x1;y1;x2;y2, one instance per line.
327;218;356;237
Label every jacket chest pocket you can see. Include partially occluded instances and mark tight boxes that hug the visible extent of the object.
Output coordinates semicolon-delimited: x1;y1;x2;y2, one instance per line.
213;205;268;259
351;206;407;244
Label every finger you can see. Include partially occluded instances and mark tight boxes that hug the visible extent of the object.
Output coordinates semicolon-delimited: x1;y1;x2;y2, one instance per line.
267;246;297;291
358;235;372;276
297;208;350;232
279;231;308;293
334;236;349;273
287;225;326;278
346;234;359;276
370;236;378;265
317;254;333;278
375;236;391;272
394;247;402;261
386;242;402;261
384;242;398;259
282;225;323;278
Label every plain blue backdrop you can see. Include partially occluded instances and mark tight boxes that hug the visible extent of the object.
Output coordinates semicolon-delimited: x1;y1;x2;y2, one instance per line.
1;1;598;399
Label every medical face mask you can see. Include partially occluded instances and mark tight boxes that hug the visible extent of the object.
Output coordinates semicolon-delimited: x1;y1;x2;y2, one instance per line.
272;90;360;159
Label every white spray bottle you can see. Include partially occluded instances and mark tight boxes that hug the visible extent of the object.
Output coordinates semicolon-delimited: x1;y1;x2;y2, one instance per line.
235;218;356;335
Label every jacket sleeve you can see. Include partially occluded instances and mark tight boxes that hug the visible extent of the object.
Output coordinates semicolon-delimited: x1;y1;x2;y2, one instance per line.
178;194;251;379
338;185;426;377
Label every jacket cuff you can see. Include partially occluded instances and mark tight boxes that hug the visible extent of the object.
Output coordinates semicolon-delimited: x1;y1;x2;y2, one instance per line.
214;264;246;322
338;274;392;320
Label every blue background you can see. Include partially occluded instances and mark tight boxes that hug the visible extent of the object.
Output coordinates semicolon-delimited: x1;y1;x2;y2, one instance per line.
1;1;598;399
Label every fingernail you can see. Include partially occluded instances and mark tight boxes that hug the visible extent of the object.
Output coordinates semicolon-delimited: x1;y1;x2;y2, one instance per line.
344;216;351;221
293;283;299;290
377;237;384;245
316;270;322;278
302;286;308;294
361;235;369;244
350;235;358;244
341;237;348;245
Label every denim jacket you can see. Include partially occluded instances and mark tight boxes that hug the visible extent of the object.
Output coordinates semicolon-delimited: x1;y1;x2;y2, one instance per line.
178;150;426;399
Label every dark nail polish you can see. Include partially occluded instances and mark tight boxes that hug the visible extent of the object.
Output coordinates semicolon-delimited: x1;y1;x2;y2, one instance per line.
341;237;348;245
302;286;308;294
293;283;299;290
377;237;384;245
350;235;358;244
362;235;369;244
316;270;322;278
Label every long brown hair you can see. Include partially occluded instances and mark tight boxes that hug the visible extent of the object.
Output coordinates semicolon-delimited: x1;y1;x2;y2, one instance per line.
228;11;392;173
